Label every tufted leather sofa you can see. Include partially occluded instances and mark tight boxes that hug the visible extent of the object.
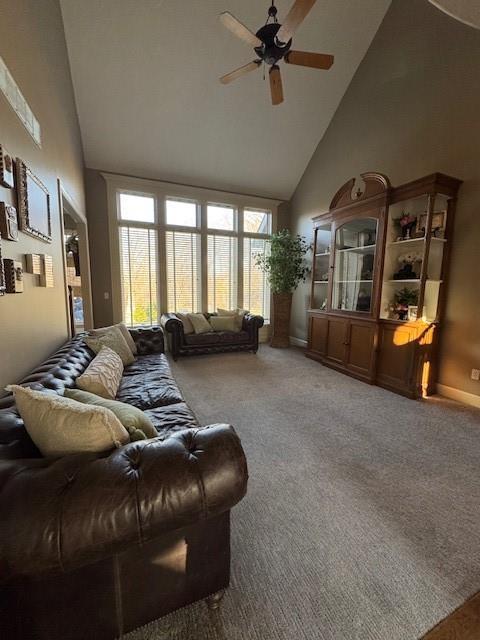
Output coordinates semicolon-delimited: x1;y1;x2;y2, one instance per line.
0;327;248;639
161;312;264;360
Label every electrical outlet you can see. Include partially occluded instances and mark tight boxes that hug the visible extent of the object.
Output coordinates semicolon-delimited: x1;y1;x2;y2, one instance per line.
104;292;110;300
471;369;480;381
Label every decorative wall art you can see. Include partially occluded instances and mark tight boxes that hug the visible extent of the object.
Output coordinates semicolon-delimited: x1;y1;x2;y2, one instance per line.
15;158;52;243
25;253;42;275
0;238;5;296
0;144;15;188
3;258;24;293
40;254;54;287
0;203;18;241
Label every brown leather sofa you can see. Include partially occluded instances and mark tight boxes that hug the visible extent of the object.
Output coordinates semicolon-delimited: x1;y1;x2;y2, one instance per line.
0;327;248;639
161;312;264;360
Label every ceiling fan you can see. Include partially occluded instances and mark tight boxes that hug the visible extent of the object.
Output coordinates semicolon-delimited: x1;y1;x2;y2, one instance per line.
219;0;334;106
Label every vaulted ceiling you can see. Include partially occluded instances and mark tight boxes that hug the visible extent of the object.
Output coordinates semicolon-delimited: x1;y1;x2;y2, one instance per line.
61;0;391;200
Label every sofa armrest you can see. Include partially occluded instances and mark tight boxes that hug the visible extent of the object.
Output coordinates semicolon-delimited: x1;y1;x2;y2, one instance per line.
0;424;247;580
243;313;264;333
129;326;164;355
160;313;184;336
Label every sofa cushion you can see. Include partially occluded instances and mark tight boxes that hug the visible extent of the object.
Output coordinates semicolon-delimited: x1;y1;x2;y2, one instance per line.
187;313;212;334
76;346;124;399
176;313;194;335
122;352;172;377
144;402;200;438
116;372;183;410
7;385;129;457
184;330;250;346
84;327;135;366
209;316;239;332
90;322;137;355
64;388;158;439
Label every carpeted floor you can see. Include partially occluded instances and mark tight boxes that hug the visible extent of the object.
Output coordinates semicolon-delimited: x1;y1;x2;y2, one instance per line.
125;346;480;640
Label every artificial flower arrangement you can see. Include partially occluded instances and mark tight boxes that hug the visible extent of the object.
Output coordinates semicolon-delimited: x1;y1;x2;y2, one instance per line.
393;251;423;280
388;287;419;321
393;212;417;240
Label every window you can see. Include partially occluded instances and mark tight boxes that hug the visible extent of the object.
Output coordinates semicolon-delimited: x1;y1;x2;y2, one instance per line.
166;231;201;313
244;208;271;234
166;198;197;227
119;226;158;326
207;204;235;231
208;235;237;312
119;193;155;223
243;238;271;322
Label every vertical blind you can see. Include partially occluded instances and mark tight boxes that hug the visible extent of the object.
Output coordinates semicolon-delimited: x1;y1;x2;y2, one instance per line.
207;235;237;312
119;226;158;326
243;237;271;322
166;230;201;313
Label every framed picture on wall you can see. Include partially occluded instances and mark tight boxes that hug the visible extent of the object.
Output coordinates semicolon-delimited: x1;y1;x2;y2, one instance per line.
15;158;52;243
0;145;15;188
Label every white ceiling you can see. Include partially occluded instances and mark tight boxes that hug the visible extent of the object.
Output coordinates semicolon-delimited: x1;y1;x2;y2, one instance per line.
61;0;391;200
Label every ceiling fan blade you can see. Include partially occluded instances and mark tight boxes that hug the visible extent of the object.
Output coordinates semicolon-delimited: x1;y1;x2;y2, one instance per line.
219;12;262;47
276;0;317;44
269;65;284;106
285;50;334;70
220;60;261;85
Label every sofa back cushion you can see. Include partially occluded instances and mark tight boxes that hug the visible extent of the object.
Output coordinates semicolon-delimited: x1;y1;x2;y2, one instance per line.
76;347;124;399
217;308;248;330
90;322;137;355
209;316;238;332
84;326;135;366
65;388;158;439
187;313;212;334
176;313;195;335
6;385;129;457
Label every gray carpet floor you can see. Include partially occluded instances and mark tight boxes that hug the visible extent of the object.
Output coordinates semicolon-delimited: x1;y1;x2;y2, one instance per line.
125;346;480;640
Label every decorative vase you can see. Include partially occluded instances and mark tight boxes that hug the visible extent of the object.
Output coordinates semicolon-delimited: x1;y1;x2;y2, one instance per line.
270;292;292;348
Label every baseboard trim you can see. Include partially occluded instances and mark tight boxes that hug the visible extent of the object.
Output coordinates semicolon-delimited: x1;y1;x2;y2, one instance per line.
290;336;308;348
437;384;480;409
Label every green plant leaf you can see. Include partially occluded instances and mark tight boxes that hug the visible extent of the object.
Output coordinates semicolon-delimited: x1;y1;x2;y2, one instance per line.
255;229;311;294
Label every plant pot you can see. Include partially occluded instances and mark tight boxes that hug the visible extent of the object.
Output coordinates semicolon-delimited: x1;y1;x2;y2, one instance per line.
270;292;292;348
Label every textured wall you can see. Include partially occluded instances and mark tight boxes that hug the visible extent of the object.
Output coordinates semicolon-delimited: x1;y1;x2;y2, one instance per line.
0;0;85;389
289;0;480;397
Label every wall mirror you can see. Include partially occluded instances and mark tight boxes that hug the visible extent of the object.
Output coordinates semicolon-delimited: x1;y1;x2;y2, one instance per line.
15;158;52;243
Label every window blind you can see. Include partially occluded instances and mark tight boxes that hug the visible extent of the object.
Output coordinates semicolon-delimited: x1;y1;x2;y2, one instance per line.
243;237;270;321
207;235;237;312
166;230;201;313
119;226;158;326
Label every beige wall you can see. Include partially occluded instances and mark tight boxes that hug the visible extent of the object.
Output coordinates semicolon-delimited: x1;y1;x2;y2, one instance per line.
0;0;85;389
289;0;480;397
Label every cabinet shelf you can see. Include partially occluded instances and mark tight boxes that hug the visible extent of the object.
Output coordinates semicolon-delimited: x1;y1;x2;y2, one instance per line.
387;237;447;247
315;252;330;257
384;279;443;284
335;280;373;284
336;245;376;254
313;280;329;284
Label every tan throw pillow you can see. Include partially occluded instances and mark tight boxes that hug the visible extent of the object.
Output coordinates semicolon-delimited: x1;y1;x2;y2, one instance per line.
84;326;135;366
6;384;129;457
217;308;248;330
176;313;194;335
76;346;123;399
91;322;137;355
65;388;157;439
187;313;212;334
209;316;239;332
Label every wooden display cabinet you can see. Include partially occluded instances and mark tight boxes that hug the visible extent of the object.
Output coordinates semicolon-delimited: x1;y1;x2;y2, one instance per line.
306;172;462;398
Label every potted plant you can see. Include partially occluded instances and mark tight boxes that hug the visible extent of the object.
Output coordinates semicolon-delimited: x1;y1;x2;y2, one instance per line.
390;287;419;321
256;229;310;348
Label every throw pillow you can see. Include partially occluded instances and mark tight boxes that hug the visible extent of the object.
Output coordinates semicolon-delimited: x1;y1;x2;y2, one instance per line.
84;326;135;366
176;313;194;335
64;389;157;439
209;316;239;332
76;346;123;399
6;384;129;457
90;322;137;355
187;313;213;334
217;308;248;330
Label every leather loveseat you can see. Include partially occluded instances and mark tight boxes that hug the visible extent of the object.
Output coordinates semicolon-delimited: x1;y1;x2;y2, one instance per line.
161;312;264;360
0;327;248;639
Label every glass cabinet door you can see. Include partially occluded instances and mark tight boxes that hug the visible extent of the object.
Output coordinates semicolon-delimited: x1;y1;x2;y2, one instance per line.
311;223;331;311
332;217;378;314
